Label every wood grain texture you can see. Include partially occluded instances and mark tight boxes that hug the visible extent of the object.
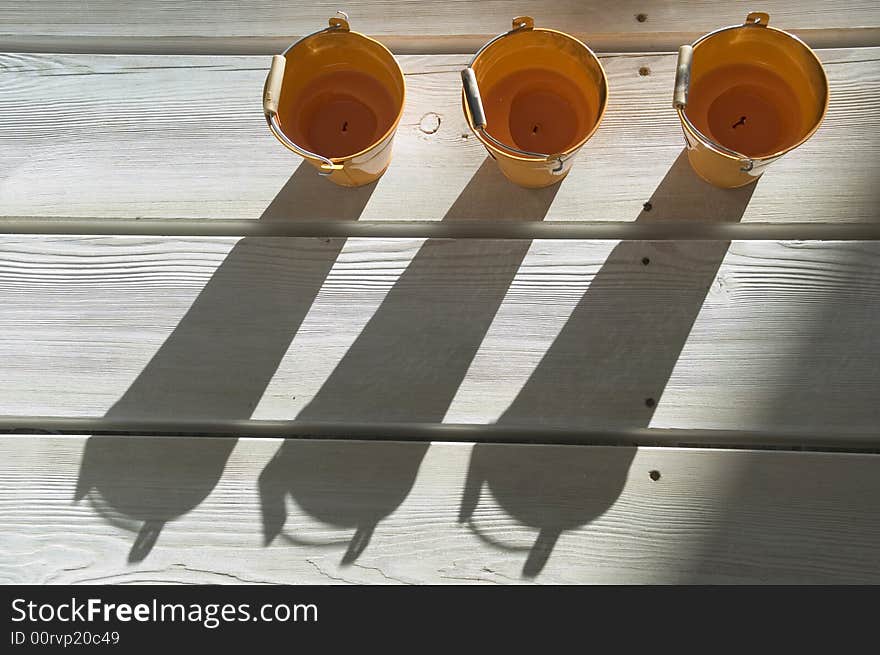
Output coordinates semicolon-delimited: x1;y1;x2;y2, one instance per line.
1;50;878;225
0;1;878;52
2;236;879;435
1;435;879;584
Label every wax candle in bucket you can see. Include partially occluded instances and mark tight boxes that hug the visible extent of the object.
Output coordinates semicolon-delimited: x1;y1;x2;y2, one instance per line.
673;12;828;188
462;17;608;189
264;13;405;187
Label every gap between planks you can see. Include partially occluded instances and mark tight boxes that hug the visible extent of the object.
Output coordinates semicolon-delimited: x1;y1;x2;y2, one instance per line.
2;28;880;55
3;218;880;240
3;418;880;453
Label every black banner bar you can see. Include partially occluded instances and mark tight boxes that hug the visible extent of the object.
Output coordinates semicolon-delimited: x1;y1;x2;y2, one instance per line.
1;585;877;649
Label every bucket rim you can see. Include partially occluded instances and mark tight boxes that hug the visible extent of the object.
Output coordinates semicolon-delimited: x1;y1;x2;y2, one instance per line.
678;21;830;165
273;27;406;165
464;26;609;163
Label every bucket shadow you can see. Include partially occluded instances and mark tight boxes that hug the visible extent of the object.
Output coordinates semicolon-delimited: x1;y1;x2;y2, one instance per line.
75;162;376;563
460;150;759;578
258;158;560;563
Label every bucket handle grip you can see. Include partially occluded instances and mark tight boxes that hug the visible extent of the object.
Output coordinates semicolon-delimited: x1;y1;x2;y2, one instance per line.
461;67;487;130
262;14;350;176
672;45;693;110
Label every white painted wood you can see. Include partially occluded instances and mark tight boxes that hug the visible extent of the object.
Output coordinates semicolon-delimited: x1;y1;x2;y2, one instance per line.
1;436;879;584
1;50;877;224
1;237;878;435
1;3;877;588
0;1;877;52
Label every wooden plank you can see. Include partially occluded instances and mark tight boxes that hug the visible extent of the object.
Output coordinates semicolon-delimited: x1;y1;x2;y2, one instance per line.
1;435;879;584
0;2;878;52
1;50;878;225
2;236;879;435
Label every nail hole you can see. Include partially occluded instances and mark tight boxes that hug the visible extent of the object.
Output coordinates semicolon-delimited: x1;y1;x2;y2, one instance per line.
643;201;652;212
636;13;648;23
641;257;650;266
341;121;348;132
638;66;650;76
649;470;661;481
645;397;656;408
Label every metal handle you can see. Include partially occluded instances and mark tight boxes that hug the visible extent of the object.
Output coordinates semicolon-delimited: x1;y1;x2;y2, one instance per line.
462;16;564;172
468;16;534;68
731;12;766;171
461;71;566;171
262;13;350;176
672;45;693;109
672;42;753;172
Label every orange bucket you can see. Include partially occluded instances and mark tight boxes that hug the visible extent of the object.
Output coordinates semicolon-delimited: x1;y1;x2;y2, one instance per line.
461;16;608;188
673;12;829;188
263;13;406;187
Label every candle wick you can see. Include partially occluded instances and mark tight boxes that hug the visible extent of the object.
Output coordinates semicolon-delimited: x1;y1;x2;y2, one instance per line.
732;116;746;129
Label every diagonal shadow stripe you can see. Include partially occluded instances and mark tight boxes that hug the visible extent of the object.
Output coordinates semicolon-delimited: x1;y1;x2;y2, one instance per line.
75;162;376;562
461;151;758;577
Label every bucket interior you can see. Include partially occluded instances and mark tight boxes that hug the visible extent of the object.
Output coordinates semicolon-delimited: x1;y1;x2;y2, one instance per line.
684;27;827;158
473;30;606;155
276;31;404;160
